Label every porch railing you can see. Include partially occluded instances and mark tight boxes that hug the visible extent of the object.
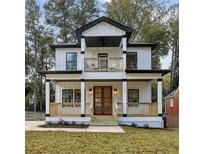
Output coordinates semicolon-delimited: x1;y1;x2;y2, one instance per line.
84;57;123;72
116;102;158;116
49;102;91;116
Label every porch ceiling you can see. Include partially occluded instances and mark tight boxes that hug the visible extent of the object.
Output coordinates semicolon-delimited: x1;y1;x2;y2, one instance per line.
85;36;121;47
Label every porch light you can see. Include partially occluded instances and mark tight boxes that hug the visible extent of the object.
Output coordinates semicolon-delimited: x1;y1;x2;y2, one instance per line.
89;89;92;95
114;89;117;95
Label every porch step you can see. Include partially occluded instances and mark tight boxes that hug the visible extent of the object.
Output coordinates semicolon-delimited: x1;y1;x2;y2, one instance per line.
90;116;118;126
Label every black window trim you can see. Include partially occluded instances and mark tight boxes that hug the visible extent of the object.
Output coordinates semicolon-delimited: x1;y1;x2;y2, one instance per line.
66;52;77;71
62;89;73;103
74;89;81;102
98;53;108;69
126;52;138;70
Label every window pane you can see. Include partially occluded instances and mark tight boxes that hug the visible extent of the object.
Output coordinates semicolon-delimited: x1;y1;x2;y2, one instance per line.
128;89;139;102
74;89;81;102
127;53;137;70
66;61;77;70
62;89;73;103
67;53;77;61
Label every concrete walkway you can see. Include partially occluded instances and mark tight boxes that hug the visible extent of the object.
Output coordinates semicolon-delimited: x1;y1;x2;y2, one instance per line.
25;121;125;133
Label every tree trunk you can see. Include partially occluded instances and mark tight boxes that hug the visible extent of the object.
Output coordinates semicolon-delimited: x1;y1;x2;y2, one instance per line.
34;35;37;112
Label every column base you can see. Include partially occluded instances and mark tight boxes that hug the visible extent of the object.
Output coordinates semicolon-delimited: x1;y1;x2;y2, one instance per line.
81;114;85;117
123;114;127;117
158;114;163;117
45;114;50;117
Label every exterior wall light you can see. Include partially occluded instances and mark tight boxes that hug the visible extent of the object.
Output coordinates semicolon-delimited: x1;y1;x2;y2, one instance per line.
89;89;92;95
114;88;117;95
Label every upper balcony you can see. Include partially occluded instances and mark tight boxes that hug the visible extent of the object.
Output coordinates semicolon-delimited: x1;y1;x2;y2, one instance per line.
84;57;123;72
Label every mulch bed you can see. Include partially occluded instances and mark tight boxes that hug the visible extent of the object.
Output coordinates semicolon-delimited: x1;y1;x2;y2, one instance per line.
38;124;89;128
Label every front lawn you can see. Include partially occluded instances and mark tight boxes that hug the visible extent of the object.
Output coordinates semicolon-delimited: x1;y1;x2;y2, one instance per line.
26;126;179;153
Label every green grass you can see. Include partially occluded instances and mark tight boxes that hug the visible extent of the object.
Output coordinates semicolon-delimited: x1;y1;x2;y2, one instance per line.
26;126;179;154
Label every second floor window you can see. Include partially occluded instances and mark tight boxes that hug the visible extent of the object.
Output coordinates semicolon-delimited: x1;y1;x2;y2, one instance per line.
126;52;137;70
66;52;77;70
98;53;108;70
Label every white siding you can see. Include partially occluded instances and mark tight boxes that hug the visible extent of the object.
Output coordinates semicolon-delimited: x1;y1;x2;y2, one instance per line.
55;48;80;70
128;82;152;102
127;47;152;70
82;21;125;37
54;47;152;72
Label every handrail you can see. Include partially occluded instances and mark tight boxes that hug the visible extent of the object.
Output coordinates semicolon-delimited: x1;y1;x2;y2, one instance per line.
85;57;123;60
84;57;123;72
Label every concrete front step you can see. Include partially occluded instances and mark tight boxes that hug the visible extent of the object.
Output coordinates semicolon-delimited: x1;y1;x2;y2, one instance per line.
90;115;118;126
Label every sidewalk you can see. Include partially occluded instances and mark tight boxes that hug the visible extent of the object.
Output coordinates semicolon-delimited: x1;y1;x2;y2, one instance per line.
25;121;125;133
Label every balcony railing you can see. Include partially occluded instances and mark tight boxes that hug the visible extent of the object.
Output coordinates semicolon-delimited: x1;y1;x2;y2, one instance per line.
84;57;123;72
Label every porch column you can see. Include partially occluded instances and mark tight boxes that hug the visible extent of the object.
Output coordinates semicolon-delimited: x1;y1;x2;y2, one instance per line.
80;36;85;71
55;84;60;103
122;80;127;116
81;80;85;117
45;79;50;116
122;36;127;71
157;79;163;116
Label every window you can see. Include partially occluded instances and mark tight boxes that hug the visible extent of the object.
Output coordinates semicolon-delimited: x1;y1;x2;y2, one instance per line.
62;89;73;103
126;52;137;70
128;89;139;102
66;52;77;70
98;53;108;70
170;98;174;107
74;89;81;102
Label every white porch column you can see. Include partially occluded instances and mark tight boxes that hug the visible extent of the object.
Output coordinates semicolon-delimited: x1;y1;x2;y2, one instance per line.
122;36;127;71
80;36;85;71
157;79;163;116
81;80;85;117
122;80;127;116
45;80;50;116
55;84;60;103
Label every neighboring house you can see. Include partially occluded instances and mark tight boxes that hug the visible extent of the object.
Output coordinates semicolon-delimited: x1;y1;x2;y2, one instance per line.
165;88;179;128
39;16;170;128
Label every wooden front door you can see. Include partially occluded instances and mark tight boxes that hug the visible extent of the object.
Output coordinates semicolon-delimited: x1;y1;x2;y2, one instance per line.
94;86;112;115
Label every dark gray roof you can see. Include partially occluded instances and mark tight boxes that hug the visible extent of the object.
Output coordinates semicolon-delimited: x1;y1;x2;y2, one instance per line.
127;42;157;50
49;43;80;50
165;88;179;98
49;42;157;50
125;69;170;76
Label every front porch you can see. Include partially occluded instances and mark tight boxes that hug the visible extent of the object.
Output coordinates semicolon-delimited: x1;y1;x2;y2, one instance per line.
44;78;163;128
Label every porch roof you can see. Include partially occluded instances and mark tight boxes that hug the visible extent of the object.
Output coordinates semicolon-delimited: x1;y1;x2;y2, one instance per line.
49;42;157;50
127;42;157;50
38;70;82;75
125;69;170;76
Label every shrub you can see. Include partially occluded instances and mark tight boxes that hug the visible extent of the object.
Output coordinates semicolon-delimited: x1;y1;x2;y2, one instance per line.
58;118;65;125
144;122;149;128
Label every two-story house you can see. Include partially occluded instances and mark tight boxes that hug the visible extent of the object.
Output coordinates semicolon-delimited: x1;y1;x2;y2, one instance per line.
39;16;169;128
